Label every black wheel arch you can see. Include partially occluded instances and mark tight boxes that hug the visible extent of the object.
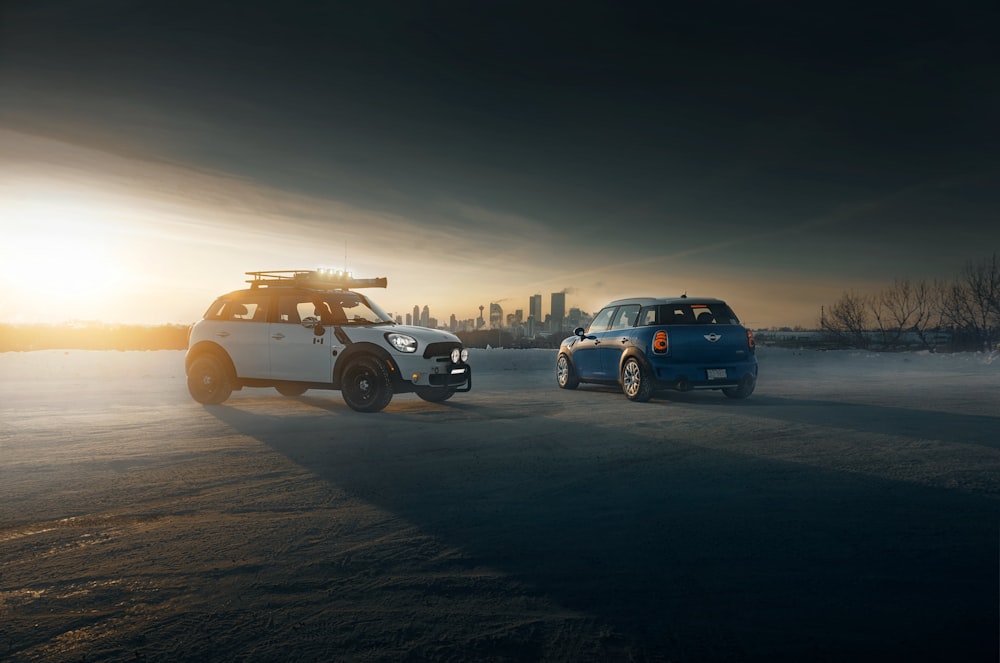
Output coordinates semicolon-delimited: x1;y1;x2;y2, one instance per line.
557;350;578;373
333;342;403;389
617;347;655;385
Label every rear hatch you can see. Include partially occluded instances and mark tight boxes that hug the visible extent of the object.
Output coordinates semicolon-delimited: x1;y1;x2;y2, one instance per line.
665;324;751;363
651;301;751;364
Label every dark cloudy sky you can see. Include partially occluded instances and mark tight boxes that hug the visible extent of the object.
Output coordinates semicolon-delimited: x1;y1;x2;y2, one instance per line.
2;1;998;327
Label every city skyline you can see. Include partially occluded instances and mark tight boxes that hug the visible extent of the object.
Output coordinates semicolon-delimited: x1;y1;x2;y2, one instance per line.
400;290;593;336
2;3;997;329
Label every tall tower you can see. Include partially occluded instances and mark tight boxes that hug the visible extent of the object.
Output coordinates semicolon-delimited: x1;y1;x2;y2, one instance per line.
421;305;430;327
529;294;542;322
550;292;566;332
412;305;420;327
489;303;504;328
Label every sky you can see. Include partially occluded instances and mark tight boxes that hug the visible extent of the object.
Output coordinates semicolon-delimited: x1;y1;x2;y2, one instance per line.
1;1;998;329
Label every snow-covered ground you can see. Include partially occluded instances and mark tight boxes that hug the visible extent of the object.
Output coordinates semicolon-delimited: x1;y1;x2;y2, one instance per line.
2;348;998;661
2;345;998;380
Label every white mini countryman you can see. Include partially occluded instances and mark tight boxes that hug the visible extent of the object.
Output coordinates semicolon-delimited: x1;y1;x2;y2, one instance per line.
186;270;471;412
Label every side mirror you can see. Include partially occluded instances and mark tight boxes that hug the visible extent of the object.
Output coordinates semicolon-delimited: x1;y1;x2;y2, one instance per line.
574;327;586;338
301;316;319;329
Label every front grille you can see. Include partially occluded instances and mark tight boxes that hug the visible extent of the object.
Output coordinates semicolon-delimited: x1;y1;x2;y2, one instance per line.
423;341;461;359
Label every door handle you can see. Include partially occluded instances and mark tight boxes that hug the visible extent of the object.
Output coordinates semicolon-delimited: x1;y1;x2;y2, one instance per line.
215;331;230;338
271;333;285;340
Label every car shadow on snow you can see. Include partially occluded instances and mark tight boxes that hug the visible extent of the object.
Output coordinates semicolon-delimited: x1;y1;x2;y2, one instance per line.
205;400;998;661
654;392;1000;451
561;384;1000;452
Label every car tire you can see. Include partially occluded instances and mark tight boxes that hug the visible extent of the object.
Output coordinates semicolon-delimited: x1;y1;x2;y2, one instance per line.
723;374;756;399
415;386;455;403
621;357;653;402
341;356;393;412
276;384;308;397
187;355;234;405
556;354;579;389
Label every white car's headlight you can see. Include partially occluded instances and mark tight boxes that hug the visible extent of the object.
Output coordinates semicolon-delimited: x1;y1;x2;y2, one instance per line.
450;348;461;363
461;348;469;362
386;333;418;353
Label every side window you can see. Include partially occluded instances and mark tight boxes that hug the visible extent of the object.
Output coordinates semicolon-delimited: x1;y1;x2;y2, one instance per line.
609;304;640;330
203;299;227;320
277;295;334;324
277;295;309;324
205;296;268;322
640;307;658;325
586;307;617;333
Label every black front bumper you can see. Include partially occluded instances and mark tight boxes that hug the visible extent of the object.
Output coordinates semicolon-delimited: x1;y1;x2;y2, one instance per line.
428;363;472;392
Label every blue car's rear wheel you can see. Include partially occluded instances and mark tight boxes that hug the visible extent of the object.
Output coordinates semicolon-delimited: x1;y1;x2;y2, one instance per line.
622;357;653;402
723;374;756;399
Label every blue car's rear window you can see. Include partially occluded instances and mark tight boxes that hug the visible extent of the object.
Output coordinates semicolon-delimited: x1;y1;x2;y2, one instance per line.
644;303;741;325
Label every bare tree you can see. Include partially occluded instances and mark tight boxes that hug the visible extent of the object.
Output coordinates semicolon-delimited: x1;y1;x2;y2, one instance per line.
823;290;871;348
940;253;1000;351
871;278;942;350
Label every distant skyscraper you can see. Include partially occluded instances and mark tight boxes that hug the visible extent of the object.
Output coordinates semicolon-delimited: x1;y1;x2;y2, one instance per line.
551;292;566;331
412;305;420;327
489;303;503;328
568;307;582;328
421;305;430;327
529;294;542;322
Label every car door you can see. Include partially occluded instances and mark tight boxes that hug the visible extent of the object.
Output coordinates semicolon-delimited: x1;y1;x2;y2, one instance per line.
202;293;271;379
601;303;641;376
267;294;335;383
573;306;616;379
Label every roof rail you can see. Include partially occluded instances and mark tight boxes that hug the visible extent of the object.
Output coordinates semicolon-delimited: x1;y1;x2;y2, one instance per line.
245;270;388;290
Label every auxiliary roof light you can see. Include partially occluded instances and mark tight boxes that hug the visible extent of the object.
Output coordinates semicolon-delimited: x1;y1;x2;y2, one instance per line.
315;267;352;279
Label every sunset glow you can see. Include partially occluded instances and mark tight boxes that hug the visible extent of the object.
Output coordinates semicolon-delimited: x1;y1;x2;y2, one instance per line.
1;4;995;329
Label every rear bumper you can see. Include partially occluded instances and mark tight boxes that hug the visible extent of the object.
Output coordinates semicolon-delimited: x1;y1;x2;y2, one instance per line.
652;359;757;391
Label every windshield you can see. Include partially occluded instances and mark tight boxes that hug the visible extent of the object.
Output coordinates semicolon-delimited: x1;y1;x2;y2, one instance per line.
321;292;395;325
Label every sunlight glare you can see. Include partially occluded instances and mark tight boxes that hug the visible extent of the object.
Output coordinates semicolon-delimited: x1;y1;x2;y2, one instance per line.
1;197;126;320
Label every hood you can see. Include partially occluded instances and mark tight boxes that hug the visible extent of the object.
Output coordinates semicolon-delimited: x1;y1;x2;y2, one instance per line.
391;325;462;343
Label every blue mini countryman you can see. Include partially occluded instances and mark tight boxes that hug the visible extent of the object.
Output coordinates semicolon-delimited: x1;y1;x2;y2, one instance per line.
556;296;757;402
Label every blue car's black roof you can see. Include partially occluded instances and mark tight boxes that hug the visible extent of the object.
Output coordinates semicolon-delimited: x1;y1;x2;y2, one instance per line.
603;297;728;307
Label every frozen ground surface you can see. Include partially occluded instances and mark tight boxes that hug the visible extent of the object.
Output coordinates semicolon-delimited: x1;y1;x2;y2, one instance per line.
2;347;998;661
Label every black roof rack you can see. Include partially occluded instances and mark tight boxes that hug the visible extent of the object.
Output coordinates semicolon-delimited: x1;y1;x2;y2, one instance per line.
245;270;387;290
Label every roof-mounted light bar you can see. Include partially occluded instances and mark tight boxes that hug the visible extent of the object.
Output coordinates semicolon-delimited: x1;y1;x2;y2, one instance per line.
245;270;388;289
